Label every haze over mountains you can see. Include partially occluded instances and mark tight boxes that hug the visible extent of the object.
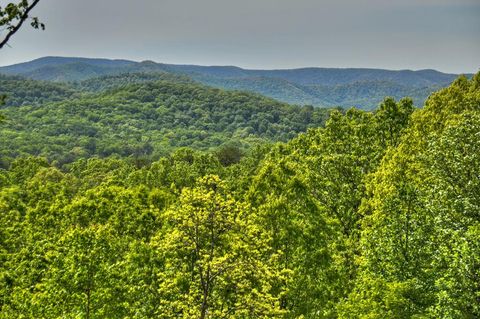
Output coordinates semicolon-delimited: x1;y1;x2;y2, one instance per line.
0;56;467;110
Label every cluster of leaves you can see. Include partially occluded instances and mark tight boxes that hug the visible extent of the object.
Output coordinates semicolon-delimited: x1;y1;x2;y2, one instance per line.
0;76;329;167
0;73;479;318
0;1;42;29
0;0;43;49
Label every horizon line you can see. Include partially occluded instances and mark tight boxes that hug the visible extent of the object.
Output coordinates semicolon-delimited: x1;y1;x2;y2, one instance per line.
1;55;476;75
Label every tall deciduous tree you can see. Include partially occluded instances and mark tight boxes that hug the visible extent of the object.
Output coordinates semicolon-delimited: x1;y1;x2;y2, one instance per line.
155;175;284;318
339;73;480;318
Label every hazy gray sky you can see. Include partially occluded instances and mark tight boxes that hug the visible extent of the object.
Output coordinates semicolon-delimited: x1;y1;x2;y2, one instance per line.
1;0;479;73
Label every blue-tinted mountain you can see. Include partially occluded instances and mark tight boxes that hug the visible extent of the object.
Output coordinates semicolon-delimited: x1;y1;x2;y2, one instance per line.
0;56;470;109
0;56;134;74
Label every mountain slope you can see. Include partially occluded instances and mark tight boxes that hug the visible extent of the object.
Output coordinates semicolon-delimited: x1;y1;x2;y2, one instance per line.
0;56;135;75
0;74;79;107
0;79;328;166
0;56;468;109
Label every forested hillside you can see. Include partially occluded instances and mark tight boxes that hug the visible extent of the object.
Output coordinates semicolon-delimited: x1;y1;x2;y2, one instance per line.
0;76;328;167
0;74;77;107
1;72;478;318
199;76;441;109
1;56;465;109
0;56;135;80
0;72;194;108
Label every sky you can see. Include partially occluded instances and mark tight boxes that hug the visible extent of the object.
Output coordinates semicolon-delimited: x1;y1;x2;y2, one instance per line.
0;0;479;73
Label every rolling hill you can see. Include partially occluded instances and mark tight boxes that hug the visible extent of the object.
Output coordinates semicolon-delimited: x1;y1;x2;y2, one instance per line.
0;76;328;167
0;56;467;109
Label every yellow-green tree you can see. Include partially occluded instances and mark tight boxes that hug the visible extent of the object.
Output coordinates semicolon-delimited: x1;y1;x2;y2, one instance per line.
154;175;284;318
249;99;413;318
339;73;480;318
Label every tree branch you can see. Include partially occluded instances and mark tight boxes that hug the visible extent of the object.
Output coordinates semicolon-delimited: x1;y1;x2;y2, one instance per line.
0;0;41;49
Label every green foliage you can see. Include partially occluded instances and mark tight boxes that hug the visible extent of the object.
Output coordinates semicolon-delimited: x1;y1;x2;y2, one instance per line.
0;72;479;318
246;97;414;318
202;76;440;110
214;143;244;166
1;56;462;109
0;0;43;50
155;175;284;318
0;74;77;107
75;72;194;92
0;77;328;167
0;1;43;34
340;72;480;318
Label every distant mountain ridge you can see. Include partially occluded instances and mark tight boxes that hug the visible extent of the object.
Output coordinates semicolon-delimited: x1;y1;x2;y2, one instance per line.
0;56;469;109
0;56;135;74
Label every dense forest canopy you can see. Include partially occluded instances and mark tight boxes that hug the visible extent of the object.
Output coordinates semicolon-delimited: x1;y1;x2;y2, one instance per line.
0;73;329;167
1;0;477;317
0;56;467;109
1;71;479;318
